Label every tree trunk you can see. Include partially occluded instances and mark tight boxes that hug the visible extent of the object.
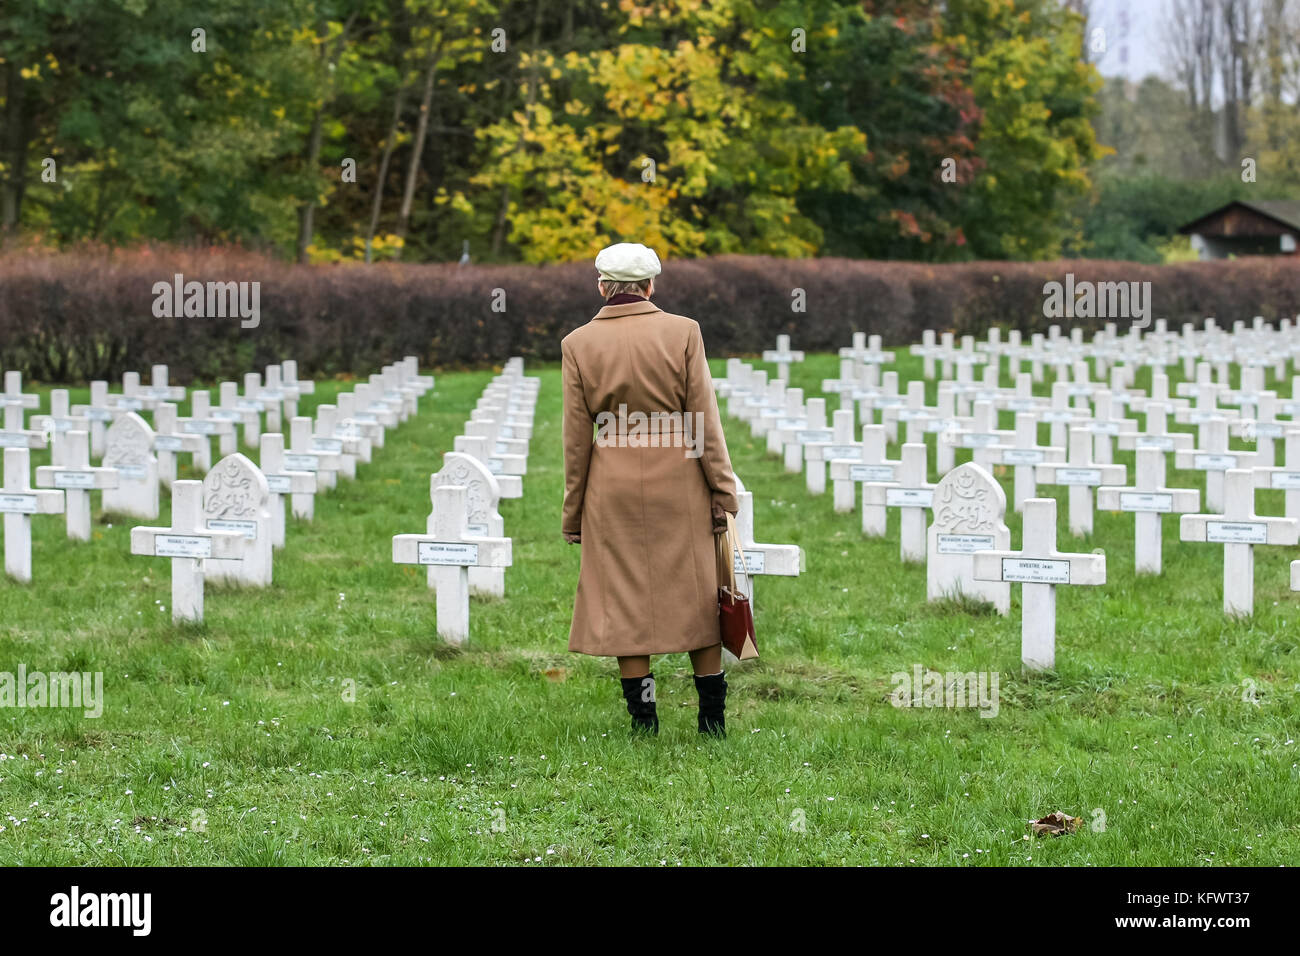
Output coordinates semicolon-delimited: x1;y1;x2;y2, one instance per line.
395;51;439;245
491;0;549;256
365;85;407;263
1;60;28;241
296;105;326;264
294;13;359;263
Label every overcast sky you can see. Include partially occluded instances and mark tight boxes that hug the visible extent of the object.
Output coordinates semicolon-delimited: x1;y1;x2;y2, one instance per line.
1090;0;1167;82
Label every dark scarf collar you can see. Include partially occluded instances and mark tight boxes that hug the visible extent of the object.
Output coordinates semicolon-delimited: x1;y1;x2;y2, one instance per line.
604;293;650;306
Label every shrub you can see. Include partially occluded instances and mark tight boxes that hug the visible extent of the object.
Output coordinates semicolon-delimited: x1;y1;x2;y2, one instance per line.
1;245;1296;383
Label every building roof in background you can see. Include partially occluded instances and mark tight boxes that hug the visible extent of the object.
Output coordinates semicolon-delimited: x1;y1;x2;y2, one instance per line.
1179;200;1300;236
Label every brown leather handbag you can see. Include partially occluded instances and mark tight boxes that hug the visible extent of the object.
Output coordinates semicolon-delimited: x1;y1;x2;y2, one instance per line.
716;513;758;660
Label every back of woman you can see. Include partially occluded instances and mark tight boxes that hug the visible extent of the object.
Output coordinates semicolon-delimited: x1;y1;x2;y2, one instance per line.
560;242;739;737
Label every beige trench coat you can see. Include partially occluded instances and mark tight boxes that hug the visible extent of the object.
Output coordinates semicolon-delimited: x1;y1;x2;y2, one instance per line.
561;299;739;657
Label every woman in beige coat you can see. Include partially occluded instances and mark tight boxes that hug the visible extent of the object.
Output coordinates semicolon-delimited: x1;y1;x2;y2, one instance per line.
561;242;739;736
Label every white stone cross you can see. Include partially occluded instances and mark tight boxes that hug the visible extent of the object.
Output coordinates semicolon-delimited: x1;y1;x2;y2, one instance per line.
142;365;186;405
1083;389;1137;465
1179;468;1299;616
862;442;934;562
314;404;364;484
0;371;48;451
429;452;507;597
828;424;899;529
923;384;967;474
1117;400;1193;456
102;412;160;519
950;399;1014;471
238;373;268;448
113;371;149;412
1097;446;1199;574
986;411;1064;511
910;329;941;378
284;416;342;519
381;364;420;418
402;356;435;394
1;447;64;582
353;383;399;448
336;393;380;462
973;497;1107;670
258;433;316;549
1251;426;1300;520
465;411;528;465
35;430;119;541
898;380;937;444
1230;391;1286;467
211;382;259;456
201;453;273;587
371;370;414;422
452;435;523;498
178;390;233;472
802;408;858;497
454;431;526;479
70;381;117;457
31;390;88;464
927;462;1010;614
762;334;805;382
129;480;251;623
393;484;513;644
153;403;205;488
255;367;288;434
728;475;803;603
280;360;316;422
775;397;829;474
1042;381;1089;449
1173;416;1256;513
1035;425;1126;536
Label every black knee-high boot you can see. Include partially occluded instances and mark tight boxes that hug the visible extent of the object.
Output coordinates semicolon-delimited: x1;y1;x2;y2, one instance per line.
694;672;727;737
620;674;659;735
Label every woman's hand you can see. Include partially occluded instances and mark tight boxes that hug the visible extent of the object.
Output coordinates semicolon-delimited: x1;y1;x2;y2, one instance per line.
563;532;581;544
711;502;729;535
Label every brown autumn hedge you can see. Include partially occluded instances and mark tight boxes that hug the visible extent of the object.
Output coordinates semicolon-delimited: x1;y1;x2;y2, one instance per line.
1;246;1297;383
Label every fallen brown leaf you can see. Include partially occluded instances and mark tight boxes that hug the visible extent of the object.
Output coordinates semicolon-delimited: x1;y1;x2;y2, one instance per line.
1029;811;1083;837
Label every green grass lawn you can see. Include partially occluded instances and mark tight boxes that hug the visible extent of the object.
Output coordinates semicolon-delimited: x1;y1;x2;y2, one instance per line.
1;353;1298;866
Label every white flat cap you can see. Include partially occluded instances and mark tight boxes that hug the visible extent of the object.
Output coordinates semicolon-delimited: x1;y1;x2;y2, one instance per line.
595;242;662;282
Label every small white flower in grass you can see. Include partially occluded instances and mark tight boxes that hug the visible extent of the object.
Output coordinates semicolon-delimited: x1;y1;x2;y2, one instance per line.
222;701;230;707
202;762;210;768
124;790;132;795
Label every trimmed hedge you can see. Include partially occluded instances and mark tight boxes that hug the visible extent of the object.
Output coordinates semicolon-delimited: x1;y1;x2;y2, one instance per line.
2;246;1298;383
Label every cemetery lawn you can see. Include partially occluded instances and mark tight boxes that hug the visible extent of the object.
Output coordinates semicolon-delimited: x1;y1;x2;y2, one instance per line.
2;355;1298;867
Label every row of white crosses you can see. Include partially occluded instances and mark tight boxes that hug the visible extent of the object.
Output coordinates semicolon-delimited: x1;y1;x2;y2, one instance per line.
131;357;433;621
713;320;1300;666
0;358;433;618
393;359;536;643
